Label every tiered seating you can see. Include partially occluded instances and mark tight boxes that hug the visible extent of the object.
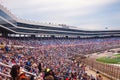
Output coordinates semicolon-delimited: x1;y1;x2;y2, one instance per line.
0;37;120;79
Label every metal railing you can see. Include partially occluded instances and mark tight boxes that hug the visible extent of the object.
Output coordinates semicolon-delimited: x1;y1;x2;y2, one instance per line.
84;58;120;80
0;62;37;80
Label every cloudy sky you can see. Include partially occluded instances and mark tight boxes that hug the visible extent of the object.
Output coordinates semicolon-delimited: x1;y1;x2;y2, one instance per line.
1;0;120;30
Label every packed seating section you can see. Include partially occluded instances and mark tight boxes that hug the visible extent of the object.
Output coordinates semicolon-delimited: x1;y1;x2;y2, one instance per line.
0;37;120;80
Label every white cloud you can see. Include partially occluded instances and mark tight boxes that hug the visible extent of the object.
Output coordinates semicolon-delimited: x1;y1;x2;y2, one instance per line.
5;0;118;8
4;0;118;14
6;0;116;17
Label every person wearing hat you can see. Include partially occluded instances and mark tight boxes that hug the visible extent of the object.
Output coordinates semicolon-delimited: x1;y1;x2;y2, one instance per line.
44;68;55;80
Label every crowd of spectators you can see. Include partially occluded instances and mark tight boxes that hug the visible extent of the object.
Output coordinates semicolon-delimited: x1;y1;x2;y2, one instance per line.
0;37;120;80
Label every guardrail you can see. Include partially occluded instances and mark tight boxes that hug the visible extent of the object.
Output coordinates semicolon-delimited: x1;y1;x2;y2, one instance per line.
83;58;120;80
0;62;37;80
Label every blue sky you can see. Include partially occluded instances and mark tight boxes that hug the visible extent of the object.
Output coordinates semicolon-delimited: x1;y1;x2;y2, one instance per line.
1;0;120;30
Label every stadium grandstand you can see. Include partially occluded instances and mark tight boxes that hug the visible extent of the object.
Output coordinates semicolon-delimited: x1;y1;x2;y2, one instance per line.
0;4;120;39
0;3;120;80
